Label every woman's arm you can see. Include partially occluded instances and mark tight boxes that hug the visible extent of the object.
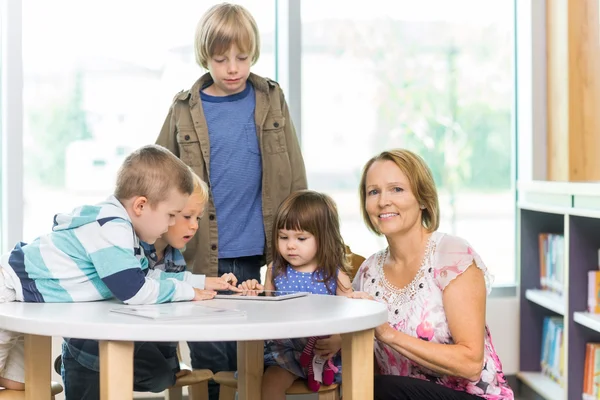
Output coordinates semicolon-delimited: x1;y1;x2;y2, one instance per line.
376;264;487;381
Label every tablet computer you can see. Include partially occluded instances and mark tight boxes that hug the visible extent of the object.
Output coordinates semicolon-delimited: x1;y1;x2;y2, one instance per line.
214;290;308;301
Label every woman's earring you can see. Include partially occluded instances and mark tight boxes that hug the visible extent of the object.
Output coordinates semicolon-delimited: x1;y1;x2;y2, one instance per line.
420;205;425;210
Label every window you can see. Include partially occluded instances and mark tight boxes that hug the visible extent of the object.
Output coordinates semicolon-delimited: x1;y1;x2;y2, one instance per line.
0;1;4;251
21;0;275;241
301;0;516;284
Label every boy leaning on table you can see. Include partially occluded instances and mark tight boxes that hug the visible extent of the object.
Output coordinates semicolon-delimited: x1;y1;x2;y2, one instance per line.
0;144;239;391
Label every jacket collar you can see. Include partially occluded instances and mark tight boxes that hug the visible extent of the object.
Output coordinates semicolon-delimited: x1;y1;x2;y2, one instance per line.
189;72;269;105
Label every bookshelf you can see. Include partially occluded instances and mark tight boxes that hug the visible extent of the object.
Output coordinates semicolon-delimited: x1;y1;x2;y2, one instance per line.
518;181;600;400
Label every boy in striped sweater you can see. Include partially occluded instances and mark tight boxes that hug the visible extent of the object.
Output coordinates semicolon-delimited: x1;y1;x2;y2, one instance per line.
0;145;238;390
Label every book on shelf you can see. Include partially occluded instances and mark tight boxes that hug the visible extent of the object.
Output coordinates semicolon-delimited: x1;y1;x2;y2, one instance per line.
540;316;564;387
538;233;564;294
583;343;600;399
589;271;600;313
587;249;600;313
110;303;247;321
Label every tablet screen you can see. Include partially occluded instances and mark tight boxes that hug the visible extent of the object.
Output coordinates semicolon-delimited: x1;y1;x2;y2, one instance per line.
215;290;308;300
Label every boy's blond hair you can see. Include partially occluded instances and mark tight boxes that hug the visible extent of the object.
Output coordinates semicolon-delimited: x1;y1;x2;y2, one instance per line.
189;167;209;204
115;145;194;206
194;3;260;69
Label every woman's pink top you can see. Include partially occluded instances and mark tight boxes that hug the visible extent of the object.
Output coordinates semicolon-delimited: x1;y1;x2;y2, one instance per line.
352;231;514;399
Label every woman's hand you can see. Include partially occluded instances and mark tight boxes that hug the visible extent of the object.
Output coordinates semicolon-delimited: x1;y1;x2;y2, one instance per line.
346;291;375;301
205;273;240;292
347;291;395;342
315;334;342;359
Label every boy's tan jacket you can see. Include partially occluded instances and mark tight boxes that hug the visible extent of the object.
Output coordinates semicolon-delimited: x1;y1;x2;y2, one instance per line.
156;72;307;276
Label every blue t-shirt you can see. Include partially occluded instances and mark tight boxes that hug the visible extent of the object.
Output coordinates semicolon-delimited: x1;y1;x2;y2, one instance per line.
201;82;265;258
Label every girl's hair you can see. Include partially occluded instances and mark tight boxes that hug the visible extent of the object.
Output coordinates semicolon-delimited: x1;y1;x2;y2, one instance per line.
189;167;209;204
271;190;349;294
359;148;440;234
194;3;260;69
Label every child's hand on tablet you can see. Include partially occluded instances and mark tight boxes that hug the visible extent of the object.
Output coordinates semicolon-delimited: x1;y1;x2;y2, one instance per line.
238;279;264;294
192;288;217;301
205;273;240;292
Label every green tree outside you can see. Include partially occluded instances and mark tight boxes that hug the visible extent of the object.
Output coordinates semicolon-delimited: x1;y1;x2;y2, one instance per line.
26;70;92;187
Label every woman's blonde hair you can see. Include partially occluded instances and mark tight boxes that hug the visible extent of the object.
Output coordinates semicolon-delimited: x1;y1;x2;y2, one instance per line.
359;149;440;234
189;167;209;204
194;3;260;69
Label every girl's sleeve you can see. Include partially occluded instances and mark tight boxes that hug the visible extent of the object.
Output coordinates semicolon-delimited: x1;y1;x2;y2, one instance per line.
432;235;494;295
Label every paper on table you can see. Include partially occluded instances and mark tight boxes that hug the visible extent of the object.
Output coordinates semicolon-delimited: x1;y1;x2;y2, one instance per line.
110;302;247;321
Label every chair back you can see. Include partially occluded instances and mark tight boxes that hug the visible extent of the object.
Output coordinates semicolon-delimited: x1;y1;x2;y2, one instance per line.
344;245;365;282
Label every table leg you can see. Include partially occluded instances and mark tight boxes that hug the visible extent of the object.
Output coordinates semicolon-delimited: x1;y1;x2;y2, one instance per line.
99;340;134;400
24;334;51;400
341;329;375;400
237;340;263;400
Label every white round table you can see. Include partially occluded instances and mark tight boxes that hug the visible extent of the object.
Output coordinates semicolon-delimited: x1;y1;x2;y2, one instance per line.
0;295;387;400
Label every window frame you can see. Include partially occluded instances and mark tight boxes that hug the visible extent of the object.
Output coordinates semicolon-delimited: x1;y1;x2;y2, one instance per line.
1;0;24;253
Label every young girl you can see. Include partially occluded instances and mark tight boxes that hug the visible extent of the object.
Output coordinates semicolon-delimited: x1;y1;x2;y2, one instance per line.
240;190;353;400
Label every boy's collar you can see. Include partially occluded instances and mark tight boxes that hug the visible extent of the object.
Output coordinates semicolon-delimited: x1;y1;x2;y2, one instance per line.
195;72;269;94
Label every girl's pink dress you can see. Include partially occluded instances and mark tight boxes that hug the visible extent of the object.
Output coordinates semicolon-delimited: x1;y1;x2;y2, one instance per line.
352;231;514;399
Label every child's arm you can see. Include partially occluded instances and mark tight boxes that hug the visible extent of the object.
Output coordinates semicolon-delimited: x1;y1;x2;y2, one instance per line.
145;268;205;289
336;270;353;296
144;270;238;292
88;220;195;304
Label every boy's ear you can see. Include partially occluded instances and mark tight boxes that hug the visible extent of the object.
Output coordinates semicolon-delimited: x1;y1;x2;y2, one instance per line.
132;196;149;217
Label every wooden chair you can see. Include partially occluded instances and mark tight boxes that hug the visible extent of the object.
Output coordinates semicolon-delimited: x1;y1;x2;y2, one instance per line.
167;360;212;400
0;381;63;399
213;371;340;400
212;246;364;400
53;343;213;400
345;245;365;282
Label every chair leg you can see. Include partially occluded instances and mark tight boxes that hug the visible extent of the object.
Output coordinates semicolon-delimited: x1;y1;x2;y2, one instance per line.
188;380;209;400
319;390;338;400
218;385;237;400
166;387;183;400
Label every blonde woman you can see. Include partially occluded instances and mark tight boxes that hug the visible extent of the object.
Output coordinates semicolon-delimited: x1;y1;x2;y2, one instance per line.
350;149;514;400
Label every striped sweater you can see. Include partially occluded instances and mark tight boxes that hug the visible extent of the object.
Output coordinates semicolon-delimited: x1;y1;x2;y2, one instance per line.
0;195;205;304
